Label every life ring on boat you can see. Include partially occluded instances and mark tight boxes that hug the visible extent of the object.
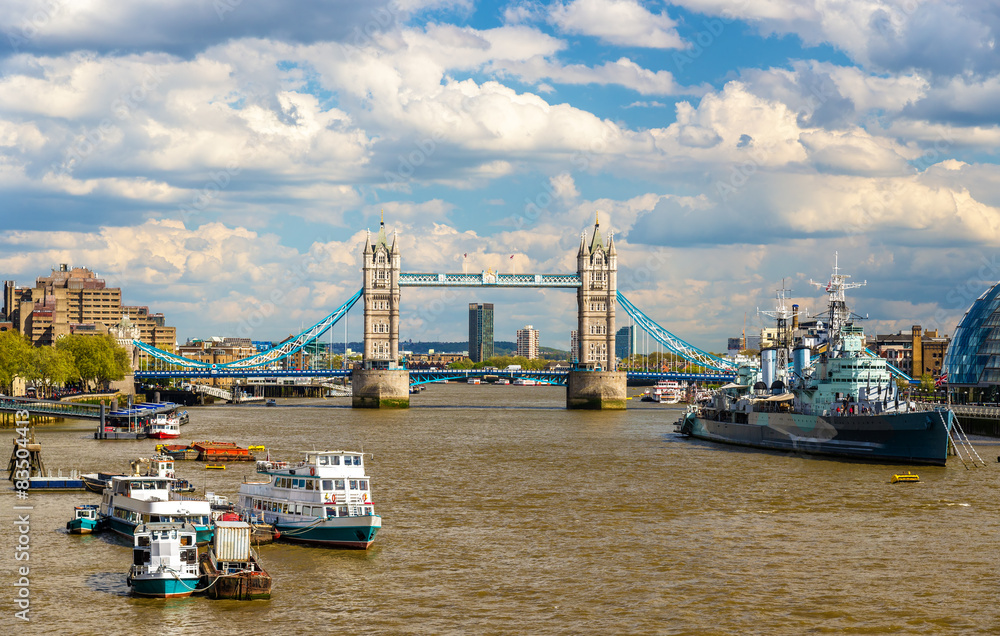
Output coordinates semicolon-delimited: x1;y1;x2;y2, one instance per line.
309;467;315;476
362;493;367;502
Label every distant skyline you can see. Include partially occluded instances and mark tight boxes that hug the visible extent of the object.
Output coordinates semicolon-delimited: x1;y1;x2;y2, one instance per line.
2;1;1000;350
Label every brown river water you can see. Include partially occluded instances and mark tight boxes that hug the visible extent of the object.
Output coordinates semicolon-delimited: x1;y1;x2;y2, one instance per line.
3;384;999;635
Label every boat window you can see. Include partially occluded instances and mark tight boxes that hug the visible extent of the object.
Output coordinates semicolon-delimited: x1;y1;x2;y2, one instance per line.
133;550;146;566
359;480;368;490
349;479;358;490
334;479;345;490
306;480;315;491
322;480;333;490
181;548;197;563
281;503;288;513
330;456;340;465
319;456;328;466
339;505;348;517
353;456;361;466
293;503;302;514
137;536;150;546
180;535;192;546
326;506;337;518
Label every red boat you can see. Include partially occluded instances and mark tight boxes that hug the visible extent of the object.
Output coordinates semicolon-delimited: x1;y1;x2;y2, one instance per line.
147;414;181;439
192;441;256;462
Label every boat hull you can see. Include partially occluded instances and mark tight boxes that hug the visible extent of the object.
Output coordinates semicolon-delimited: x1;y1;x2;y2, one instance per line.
681;408;953;466
272;516;381;549
199;555;272;600
128;573;199;598
148;431;180;440
67;518;100;534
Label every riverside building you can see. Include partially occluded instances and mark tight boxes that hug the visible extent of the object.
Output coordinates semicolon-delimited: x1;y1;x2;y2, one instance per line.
3;264;175;350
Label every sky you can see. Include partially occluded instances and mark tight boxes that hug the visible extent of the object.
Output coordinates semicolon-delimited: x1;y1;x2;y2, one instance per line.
2;0;1000;352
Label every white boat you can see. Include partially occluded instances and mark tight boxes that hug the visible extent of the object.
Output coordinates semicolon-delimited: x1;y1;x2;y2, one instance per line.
512;378;537;386
495;378;510;385
467;378;481;384
641;380;685;404
99;461;213;545
147;413;181;439
126;522;200;598
237;450;381;549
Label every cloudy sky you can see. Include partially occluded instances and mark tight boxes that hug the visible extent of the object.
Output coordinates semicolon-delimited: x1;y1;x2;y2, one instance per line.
2;0;999;352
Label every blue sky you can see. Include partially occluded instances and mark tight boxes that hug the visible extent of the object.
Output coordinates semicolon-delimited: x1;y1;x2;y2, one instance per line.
2;0;1000;351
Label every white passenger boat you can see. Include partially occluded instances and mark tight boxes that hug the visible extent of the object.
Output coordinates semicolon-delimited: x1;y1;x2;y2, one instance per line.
512;378;537;386
237;450;381;549
99;464;213;545
126;522;200;598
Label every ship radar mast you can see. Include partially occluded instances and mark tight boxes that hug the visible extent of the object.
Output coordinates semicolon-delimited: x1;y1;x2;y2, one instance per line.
810;252;865;355
758;279;805;383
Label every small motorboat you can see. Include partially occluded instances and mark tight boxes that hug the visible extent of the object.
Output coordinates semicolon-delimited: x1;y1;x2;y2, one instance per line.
265;399;277;407
67;504;102;534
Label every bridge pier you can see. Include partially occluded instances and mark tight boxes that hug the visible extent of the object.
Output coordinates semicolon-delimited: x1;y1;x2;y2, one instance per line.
351;369;410;409
566;370;627;410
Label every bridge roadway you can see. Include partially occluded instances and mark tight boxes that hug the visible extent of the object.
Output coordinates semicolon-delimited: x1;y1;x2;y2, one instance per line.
136;369;735;385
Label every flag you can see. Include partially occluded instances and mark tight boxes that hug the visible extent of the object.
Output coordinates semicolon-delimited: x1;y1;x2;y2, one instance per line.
463;253;467;258
934;374;948;387
510;255;514;259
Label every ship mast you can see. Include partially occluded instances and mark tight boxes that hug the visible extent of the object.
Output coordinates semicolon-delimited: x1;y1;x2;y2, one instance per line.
810;252;865;356
758;279;803;383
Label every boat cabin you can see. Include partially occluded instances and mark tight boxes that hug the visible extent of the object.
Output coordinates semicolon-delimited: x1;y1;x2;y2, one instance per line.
75;505;99;521
132;522;199;577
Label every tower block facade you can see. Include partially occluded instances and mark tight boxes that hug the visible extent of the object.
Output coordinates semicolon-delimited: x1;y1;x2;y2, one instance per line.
576;216;617;371
362;219;400;370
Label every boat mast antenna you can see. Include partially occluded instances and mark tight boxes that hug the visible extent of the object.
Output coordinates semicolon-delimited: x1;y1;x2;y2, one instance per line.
810;251;865;356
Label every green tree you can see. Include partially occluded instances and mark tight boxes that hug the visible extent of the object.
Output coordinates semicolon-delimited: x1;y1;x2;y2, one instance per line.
56;334;130;391
29;345;77;397
0;330;33;394
920;373;935;392
447;358;475;370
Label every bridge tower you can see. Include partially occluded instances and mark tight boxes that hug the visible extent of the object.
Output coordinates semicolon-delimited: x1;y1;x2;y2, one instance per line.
362;216;400;369
568;213;625;409
354;214;409;408
576;213;617;371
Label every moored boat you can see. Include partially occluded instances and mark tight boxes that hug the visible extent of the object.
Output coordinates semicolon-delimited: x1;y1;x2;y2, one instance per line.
99;471;213;545
237;450;381;548
192;441;256;462
680;259;955;466
66;504;102;534
126;522;200;598
198;520;272;600
157;444;200;460
146;413;181;439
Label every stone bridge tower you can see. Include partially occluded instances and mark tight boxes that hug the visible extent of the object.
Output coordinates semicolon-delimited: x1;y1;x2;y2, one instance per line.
576;213;617;371
362;216;400;369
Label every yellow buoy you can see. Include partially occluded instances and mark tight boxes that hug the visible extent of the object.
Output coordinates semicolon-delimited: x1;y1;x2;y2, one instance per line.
891;472;919;483
205;464;226;470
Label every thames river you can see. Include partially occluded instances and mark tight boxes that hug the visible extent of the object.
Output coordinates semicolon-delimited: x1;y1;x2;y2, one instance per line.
5;384;999;635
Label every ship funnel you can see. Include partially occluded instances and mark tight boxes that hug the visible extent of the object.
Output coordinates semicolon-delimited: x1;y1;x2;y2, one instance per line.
792;304;799;331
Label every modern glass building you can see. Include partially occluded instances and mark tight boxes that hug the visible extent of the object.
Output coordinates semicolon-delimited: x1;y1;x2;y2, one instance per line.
943;281;1000;401
615;325;636;362
468;303;494;363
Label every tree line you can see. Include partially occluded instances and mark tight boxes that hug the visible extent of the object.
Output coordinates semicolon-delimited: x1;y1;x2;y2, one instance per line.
0;331;131;396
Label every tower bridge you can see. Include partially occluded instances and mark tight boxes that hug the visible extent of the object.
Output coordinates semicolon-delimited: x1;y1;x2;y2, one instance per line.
133;215;737;409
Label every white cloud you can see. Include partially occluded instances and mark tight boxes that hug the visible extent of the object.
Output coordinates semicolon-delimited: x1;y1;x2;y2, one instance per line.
549;0;685;49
